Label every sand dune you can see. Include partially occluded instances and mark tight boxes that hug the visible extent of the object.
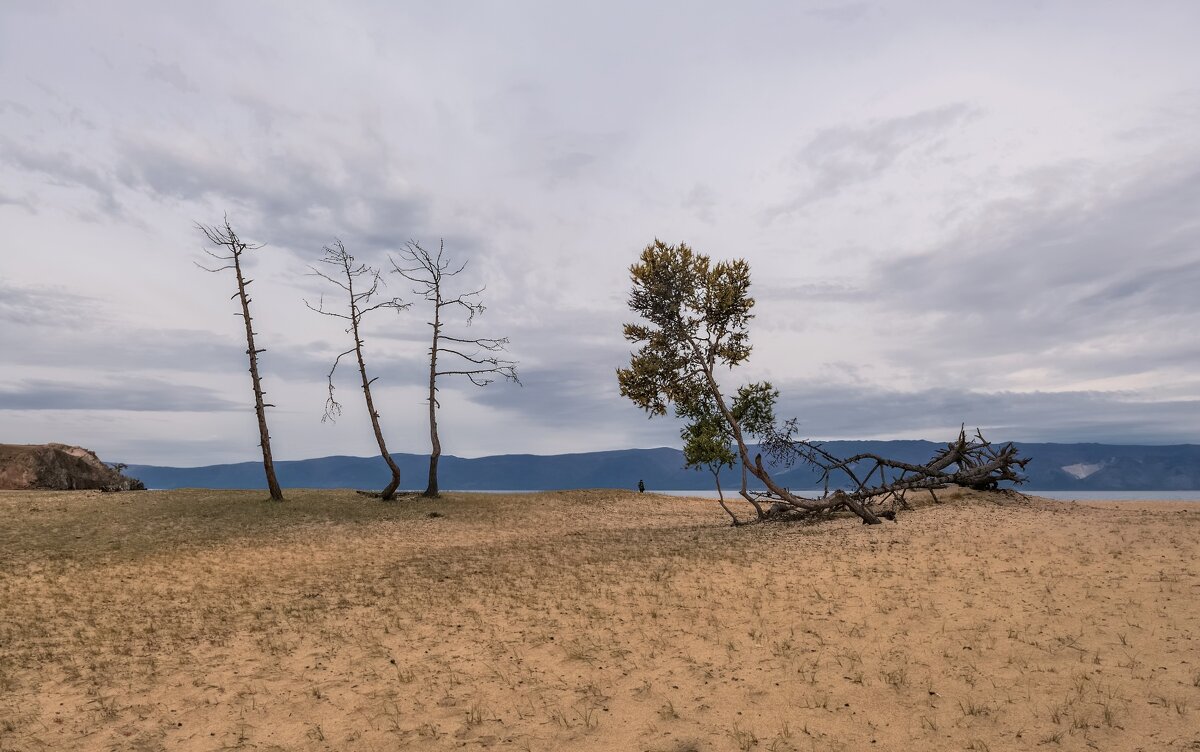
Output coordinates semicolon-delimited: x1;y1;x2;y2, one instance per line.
0;488;1196;751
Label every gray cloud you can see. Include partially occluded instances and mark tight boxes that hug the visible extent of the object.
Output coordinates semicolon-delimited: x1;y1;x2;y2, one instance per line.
0;281;95;326
769;104;979;218
108;437;245;466
682;183;717;224
0;99;34;117
0;302;245;376
145;60;197;93
2;2;1199;464
770;382;1200;445
0;188;36;211
115;136;431;255
0;378;243;412
459;358;684;450
0;136;122;216
806;3;871;24
440;302;685;446
869;156;1200;383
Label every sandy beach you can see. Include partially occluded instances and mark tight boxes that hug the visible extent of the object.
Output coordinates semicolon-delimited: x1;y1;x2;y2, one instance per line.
0;488;1196;751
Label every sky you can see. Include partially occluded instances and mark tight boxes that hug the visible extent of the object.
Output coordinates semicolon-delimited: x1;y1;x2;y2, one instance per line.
2;1;1200;466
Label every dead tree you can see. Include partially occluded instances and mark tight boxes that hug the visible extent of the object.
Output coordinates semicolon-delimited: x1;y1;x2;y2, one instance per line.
753;424;1030;522
197;217;284;501
392;240;519;497
306;240;410;500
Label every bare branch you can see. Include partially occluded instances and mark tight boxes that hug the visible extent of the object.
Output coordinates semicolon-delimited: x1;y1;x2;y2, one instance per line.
439;334;508;349
756;425;1030;521
322;348;355;423
309;238;406;499
394;238;519;497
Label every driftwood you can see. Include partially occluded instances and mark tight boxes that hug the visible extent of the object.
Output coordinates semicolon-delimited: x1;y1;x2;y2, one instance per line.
745;427;1030;524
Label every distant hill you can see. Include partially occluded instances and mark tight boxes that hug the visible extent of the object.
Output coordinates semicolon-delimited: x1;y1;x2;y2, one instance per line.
125;441;1200;491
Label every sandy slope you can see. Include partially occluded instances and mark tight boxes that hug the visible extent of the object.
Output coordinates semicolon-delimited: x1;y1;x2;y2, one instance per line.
0;488;1197;751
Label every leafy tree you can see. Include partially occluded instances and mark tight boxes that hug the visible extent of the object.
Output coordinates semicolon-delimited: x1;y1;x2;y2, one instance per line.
619;239;784;517
679;402;741;524
618;239;883;522
620;240;1028;525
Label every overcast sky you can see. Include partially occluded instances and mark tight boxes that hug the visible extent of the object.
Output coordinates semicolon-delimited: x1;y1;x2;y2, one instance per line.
3;1;1199;466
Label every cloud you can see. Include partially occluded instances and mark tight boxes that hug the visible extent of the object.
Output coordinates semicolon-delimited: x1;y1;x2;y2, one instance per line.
770;382;1200;445
2;2;1199;464
0;298;244;376
769;104;979;218
115;132;431;255
805;3;872;24
0;279;350;384
0;378;243;412
0;281;95;327
145;60;197;93
0;99;34;117
866;154;1200;386
682;183;717;224
0;189;36;212
442;304;684;447
0;136;122;216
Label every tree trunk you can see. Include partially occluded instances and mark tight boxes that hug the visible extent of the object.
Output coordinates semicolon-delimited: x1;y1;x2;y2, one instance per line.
692;341;880;524
424;302;441;498
233;249;284;501
351;317;401;500
425;450;440;498
714;468;740;526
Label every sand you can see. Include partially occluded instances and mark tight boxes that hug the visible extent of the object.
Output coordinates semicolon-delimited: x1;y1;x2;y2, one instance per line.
0;487;1197;751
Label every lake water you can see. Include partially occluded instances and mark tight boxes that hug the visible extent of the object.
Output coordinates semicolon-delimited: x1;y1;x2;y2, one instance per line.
147;489;1200;501
649;489;1200;502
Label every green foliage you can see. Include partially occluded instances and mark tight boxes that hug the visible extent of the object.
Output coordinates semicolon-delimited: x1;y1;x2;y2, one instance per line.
731;382;779;438
681;401;737;474
617;240;755;417
682;383;778;478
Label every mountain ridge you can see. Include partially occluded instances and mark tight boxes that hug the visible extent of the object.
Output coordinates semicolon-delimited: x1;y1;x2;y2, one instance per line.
125;441;1200;491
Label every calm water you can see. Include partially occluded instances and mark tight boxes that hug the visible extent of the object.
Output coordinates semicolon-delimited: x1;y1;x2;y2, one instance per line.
649;489;1200;502
146;489;1200;500
1019;490;1199;501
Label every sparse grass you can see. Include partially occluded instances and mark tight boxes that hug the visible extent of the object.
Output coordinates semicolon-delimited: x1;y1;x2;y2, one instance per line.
958;698;991;717
729;722;758;750
1041;729;1065;744
0;488;1197;751
881;666;909;689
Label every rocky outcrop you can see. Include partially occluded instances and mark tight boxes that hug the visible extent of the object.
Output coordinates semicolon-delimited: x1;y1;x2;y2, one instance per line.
0;444;145;491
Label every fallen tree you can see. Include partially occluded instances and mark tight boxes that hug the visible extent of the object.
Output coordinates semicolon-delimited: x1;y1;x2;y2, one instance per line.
617;240;1029;525
751;424;1030;523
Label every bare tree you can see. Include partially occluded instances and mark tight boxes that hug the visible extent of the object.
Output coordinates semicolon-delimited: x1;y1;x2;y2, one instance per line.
392;241;519;497
306;240;410;500
197;217;284;501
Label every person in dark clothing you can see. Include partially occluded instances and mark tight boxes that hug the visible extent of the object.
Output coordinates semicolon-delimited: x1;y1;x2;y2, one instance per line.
637;479;645;493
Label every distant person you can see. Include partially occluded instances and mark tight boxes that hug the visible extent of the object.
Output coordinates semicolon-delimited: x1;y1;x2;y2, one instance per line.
638;479;645;493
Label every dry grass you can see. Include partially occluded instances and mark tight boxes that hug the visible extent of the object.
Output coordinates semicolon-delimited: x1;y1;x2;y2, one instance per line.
0;487;1197;751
